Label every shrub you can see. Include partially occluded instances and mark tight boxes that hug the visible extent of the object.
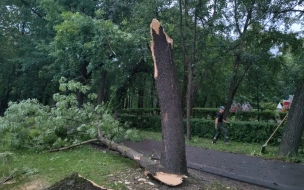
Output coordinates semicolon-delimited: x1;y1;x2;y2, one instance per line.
119;115;282;145
119;108;287;122
0;78;137;152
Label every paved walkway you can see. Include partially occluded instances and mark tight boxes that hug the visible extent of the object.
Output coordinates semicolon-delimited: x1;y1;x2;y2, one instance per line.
122;139;304;190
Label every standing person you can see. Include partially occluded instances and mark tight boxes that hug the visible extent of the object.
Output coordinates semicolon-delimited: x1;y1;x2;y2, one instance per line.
212;106;229;144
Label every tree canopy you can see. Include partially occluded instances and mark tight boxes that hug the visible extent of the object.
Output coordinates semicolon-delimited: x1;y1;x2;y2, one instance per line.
1;0;304;157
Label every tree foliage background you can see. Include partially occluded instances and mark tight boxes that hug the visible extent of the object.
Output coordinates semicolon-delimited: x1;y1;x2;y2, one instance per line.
0;0;304;156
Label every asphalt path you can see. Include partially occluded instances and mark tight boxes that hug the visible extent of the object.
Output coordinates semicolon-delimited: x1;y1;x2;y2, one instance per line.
122;139;304;190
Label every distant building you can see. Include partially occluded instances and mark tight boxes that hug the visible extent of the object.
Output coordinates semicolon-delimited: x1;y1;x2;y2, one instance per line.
282;95;293;111
277;103;282;110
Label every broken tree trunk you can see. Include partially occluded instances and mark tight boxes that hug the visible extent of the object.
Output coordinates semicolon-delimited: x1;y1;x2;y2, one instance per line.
46;128;187;186
150;19;188;175
97;128;187;186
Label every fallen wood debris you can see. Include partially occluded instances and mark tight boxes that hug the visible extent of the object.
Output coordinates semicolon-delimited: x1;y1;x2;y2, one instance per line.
49;138;99;152
47;128;187;186
97;128;187;186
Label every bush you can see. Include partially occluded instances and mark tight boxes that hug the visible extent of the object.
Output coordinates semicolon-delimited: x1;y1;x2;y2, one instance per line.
119;115;282;145
119;108;288;122
0;78;137;152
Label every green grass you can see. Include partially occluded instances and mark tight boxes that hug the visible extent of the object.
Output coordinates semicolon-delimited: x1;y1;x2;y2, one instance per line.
1;130;303;189
0;145;138;190
139;130;304;163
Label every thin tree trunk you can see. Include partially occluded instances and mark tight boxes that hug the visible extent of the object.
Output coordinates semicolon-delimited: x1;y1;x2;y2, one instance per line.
185;0;193;140
77;62;89;108
49;139;99;152
138;78;145;108
223;51;253;119
279;81;304;156
150;74;155;108
0;86;11;116
98;70;107;105
186;67;193;140
179;0;189;113
150;19;187;175
186;0;200;140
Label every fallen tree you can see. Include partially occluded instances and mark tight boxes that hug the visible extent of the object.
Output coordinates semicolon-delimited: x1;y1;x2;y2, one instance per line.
46;19;188;186
96;128;187;186
49;139;99;152
48;127;187;186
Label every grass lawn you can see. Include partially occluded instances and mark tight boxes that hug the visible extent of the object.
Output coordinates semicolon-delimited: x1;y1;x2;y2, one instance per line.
1;130;303;189
0;145;138;190
139;130;304;163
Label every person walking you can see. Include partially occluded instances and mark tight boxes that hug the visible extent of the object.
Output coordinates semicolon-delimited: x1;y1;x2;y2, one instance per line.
212;106;229;144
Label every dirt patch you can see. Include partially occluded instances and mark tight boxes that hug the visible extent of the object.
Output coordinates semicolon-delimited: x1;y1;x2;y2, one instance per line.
43;168;268;190
2;165;268;190
105;167;269;190
45;172;107;190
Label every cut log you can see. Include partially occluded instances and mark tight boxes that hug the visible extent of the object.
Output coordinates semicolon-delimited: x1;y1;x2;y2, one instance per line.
152;172;187;186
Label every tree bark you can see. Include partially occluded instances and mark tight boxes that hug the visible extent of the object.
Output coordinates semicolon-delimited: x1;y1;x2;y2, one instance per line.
150;19;187;175
138;78;145;108
279;80;304;156
97;129;187;186
98;70;107;105
49;139;99;152
179;0;189;113
77;62;89;108
48;131;187;186
186;0;200;141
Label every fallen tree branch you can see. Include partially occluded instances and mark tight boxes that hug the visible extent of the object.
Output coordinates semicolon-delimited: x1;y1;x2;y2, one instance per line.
97;128;187;186
49;139;99;152
0;171;15;186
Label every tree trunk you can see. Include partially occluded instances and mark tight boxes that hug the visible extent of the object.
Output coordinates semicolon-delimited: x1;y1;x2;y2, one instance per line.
186;65;193;141
77;62;89;108
150;19;187;175
113;109;118;120
138;79;145;108
0;87;11;116
186;0;200;141
98;70;107;105
179;0;189;113
97;129;187;186
279;81;304;156
150;74;156;108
